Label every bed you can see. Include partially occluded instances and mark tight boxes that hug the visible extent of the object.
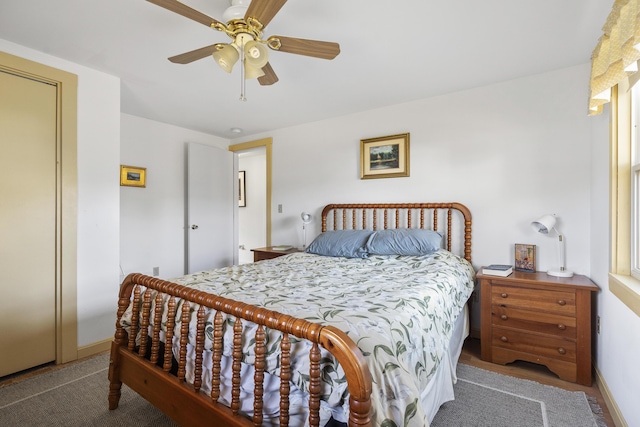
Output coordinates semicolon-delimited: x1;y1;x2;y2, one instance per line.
108;202;474;427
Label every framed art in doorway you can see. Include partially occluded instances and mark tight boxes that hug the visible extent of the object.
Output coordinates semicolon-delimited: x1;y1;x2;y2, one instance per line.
239;170;246;207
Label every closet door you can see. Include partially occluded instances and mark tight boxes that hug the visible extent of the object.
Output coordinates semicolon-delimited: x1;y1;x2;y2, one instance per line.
0;70;57;376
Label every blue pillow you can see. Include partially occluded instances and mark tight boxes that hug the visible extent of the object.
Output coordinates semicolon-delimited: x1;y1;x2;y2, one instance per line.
365;228;443;256
305;230;372;258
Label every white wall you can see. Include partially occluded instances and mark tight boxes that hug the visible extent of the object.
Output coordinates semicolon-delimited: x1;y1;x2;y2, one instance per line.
239;64;594;277
119;113;229;280
0;39;121;347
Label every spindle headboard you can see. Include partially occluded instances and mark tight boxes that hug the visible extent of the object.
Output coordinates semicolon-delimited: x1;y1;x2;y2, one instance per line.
321;202;472;263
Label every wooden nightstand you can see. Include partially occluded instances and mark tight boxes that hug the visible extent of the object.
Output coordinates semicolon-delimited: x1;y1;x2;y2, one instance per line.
251;246;301;262
478;270;599;386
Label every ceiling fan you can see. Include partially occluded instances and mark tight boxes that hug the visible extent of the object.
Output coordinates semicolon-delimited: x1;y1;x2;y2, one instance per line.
147;0;340;93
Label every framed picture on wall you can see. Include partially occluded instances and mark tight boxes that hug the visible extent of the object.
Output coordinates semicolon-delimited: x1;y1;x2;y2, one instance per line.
239;170;246;207
360;133;410;179
120;165;146;188
514;243;536;272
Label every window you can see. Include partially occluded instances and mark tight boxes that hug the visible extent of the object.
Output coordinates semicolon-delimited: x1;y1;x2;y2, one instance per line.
609;82;640;317
631;86;640;280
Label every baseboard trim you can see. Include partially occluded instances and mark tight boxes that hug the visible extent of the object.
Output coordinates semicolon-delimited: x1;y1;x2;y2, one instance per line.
594;364;628;427
77;338;112;359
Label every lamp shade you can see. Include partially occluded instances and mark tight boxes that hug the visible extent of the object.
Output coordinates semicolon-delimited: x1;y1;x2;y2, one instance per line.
244;64;265;79
244;40;269;69
531;214;556;234
531;214;573;277
301;212;312;224
212;44;239;73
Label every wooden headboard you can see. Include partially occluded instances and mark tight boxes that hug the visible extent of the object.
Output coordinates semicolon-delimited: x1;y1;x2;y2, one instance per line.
321;202;472;263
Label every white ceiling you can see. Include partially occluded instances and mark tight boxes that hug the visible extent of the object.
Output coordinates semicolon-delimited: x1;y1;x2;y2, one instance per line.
0;0;613;139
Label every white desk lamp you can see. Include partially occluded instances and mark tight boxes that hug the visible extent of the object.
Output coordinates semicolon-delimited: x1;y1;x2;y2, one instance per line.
301;212;312;249
531;214;573;277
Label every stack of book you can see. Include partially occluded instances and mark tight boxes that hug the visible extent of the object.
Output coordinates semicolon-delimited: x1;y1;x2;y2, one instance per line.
481;264;513;277
272;245;294;251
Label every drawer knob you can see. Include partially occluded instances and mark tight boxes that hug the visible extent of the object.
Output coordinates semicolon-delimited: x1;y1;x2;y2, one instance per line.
500;336;508;342
558;347;566;355
500;314;508;320
501;293;508;298
557;324;566;330
557;299;566;306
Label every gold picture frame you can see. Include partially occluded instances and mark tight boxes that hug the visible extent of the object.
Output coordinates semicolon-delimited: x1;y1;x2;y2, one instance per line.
360;133;410;179
120;165;146;188
514;243;536;272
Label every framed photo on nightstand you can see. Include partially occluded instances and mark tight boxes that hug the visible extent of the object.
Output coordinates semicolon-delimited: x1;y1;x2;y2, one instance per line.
514;243;536;272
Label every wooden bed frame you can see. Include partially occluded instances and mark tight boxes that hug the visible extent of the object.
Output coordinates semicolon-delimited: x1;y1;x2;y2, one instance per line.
108;202;472;427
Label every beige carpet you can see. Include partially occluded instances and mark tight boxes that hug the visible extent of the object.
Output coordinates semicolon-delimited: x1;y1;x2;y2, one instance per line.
0;353;605;426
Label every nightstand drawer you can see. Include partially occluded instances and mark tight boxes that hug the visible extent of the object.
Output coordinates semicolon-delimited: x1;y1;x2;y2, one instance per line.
491;305;576;339
492;326;576;362
492;284;575;315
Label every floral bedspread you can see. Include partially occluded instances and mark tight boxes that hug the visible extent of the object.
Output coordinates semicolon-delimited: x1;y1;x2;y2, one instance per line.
123;250;474;427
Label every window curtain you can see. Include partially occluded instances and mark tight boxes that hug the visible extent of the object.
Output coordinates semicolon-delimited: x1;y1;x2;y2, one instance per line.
589;0;640;115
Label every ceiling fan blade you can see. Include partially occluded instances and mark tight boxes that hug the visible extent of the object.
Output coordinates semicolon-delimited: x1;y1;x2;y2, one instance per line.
258;63;279;86
147;0;222;27
245;0;287;27
270;36;340;60
168;44;218;64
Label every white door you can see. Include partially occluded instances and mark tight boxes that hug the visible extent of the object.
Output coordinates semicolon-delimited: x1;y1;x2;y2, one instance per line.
186;142;235;273
0;70;57;376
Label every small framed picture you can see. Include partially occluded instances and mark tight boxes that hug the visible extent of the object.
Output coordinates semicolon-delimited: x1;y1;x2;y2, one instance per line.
360;133;410;179
514;243;536;272
238;170;246;207
120;165;146;188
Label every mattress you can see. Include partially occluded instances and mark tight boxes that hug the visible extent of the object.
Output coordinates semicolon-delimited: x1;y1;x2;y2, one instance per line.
123;250;475;427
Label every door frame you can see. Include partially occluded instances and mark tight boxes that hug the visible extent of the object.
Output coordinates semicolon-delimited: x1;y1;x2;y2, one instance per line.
0;51;78;364
229;138;272;246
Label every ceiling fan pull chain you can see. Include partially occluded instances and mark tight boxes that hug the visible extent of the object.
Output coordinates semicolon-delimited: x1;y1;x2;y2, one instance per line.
240;38;247;102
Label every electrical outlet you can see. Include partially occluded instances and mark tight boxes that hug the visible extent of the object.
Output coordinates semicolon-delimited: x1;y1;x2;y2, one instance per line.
596;315;601;334
278;204;283;213
153;266;159;276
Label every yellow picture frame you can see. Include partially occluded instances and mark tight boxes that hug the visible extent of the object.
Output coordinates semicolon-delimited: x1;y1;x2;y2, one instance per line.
120;165;146;188
360;133;410;179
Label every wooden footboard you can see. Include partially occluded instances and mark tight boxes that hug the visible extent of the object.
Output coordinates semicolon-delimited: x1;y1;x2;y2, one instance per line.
108;273;372;427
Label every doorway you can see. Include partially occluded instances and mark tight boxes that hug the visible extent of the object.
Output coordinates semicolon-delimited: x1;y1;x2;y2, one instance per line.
229;138;272;262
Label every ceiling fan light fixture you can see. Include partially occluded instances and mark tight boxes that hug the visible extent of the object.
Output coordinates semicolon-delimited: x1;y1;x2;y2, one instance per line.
244;40;269;68
212;44;239;72
244;64;265;79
